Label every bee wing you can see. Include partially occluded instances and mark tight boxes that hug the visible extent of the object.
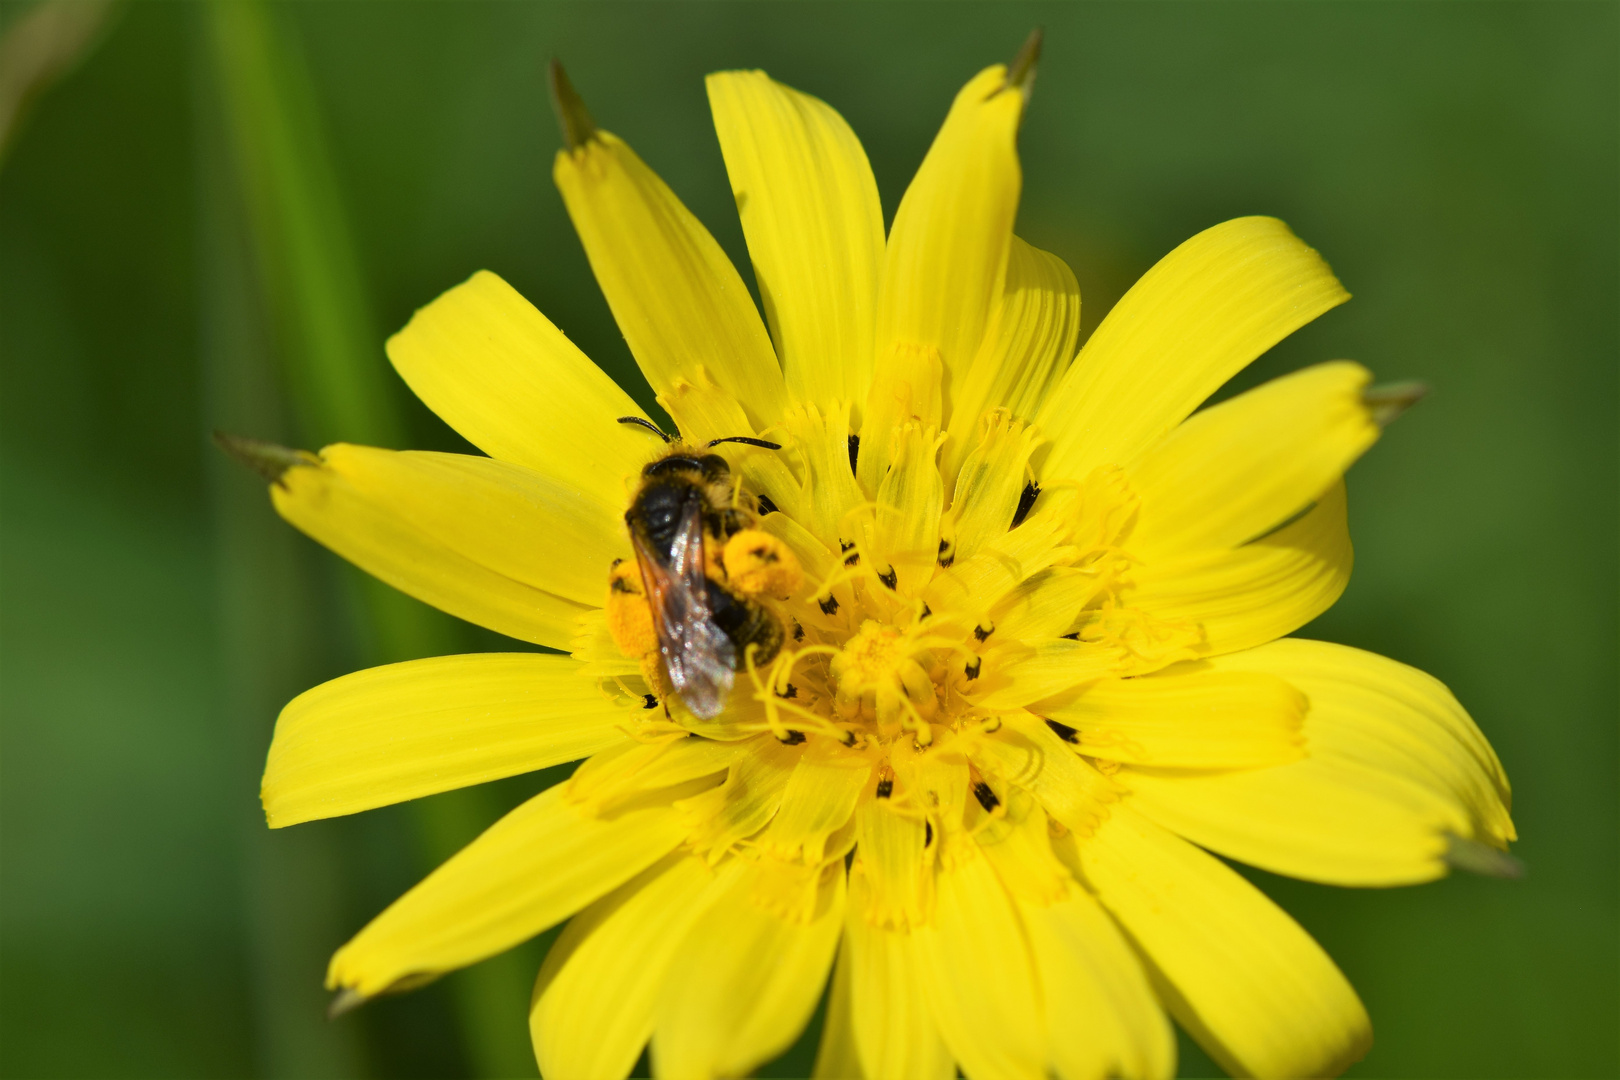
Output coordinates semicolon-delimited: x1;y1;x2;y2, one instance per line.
634;500;736;719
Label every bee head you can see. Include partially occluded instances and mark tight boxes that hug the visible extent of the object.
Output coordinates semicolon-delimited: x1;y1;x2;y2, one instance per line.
642;452;730;483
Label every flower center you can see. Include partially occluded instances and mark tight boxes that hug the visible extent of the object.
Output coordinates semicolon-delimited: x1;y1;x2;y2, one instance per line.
827;618;941;739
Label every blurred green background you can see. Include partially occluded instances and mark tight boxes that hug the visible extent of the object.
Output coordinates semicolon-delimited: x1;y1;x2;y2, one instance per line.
0;2;1614;1077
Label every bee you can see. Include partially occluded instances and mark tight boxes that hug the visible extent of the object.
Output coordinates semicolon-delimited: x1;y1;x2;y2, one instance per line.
607;417;802;719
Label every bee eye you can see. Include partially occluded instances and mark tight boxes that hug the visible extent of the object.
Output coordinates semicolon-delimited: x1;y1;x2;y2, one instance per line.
699;454;730;477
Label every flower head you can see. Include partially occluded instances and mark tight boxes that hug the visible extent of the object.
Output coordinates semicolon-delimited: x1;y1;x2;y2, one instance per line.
246;36;1515;1080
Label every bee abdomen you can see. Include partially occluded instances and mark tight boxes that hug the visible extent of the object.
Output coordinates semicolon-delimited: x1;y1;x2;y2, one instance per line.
703;578;783;670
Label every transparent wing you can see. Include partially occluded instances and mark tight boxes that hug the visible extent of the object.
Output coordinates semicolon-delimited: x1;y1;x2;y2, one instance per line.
634;500;735;718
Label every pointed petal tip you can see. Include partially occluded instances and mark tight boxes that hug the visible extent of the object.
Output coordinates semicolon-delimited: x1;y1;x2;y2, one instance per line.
1007;27;1043;96
1446;834;1525;880
212;431;316;486
1363;380;1429;428
326;986;368;1019
548;58;597;151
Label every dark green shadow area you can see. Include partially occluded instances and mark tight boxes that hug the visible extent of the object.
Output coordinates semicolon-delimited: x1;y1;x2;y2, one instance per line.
1;3;1613;1078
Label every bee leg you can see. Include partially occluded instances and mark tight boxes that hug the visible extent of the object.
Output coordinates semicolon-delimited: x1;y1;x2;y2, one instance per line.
606;560;658;659
638;652;673;710
720;529;803;600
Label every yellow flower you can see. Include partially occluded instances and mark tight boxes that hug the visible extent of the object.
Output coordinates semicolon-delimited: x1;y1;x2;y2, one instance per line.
245;37;1515;1080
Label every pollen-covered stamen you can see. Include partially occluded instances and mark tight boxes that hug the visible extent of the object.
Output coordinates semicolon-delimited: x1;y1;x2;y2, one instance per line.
828;619;944;739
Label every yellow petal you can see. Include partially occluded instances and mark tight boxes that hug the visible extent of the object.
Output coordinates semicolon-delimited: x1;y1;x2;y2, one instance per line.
812;941;867;1080
925;496;1073;627
857;341;942;495
942;410;1039;567
1038;217;1350;483
1124;638;1513;885
386;270;652;492
968;712;1119;842
914;841;1045;1080
971;785;1072;906
853;796;932;931
872;421;944;597
990;568;1106;642
844;865;954;1080
707;71;885;415
554;129;786;429
997;240;1081;421
942;237;1079;483
343;445;623;603
677;736;802;860
873;65;1023;430
653;859;845;1080
1017;888;1174;1080
1128;361;1378;558
262;654;631;827
271;446;596;649
758;742;873;864
1075;806;1370;1079
565;735;740;816
531;853;722;1080
1036;665;1307;769
328;783;688;998
1127;479;1351;659
973;638;1121;710
778;399;867;557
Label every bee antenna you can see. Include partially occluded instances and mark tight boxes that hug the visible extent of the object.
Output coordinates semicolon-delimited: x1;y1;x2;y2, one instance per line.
708;436;782;451
618;416;672;443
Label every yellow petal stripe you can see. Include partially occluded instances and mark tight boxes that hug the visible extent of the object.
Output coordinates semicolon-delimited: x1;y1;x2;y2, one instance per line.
914;842;1045;1080
385;270;652;492
874;65;1023;424
531;853;722;1080
328;783;687;998
1077;806;1371;1079
1128;479;1351;659
1036;665;1306;769
1017;889;1174;1080
271;446;595;650
262;654;630;827
554;130;786;429
845;865;954;1080
654;860;845;1080
1038;217;1350;483
1128;361;1378;558
1125;638;1513;885
707;70;885;415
